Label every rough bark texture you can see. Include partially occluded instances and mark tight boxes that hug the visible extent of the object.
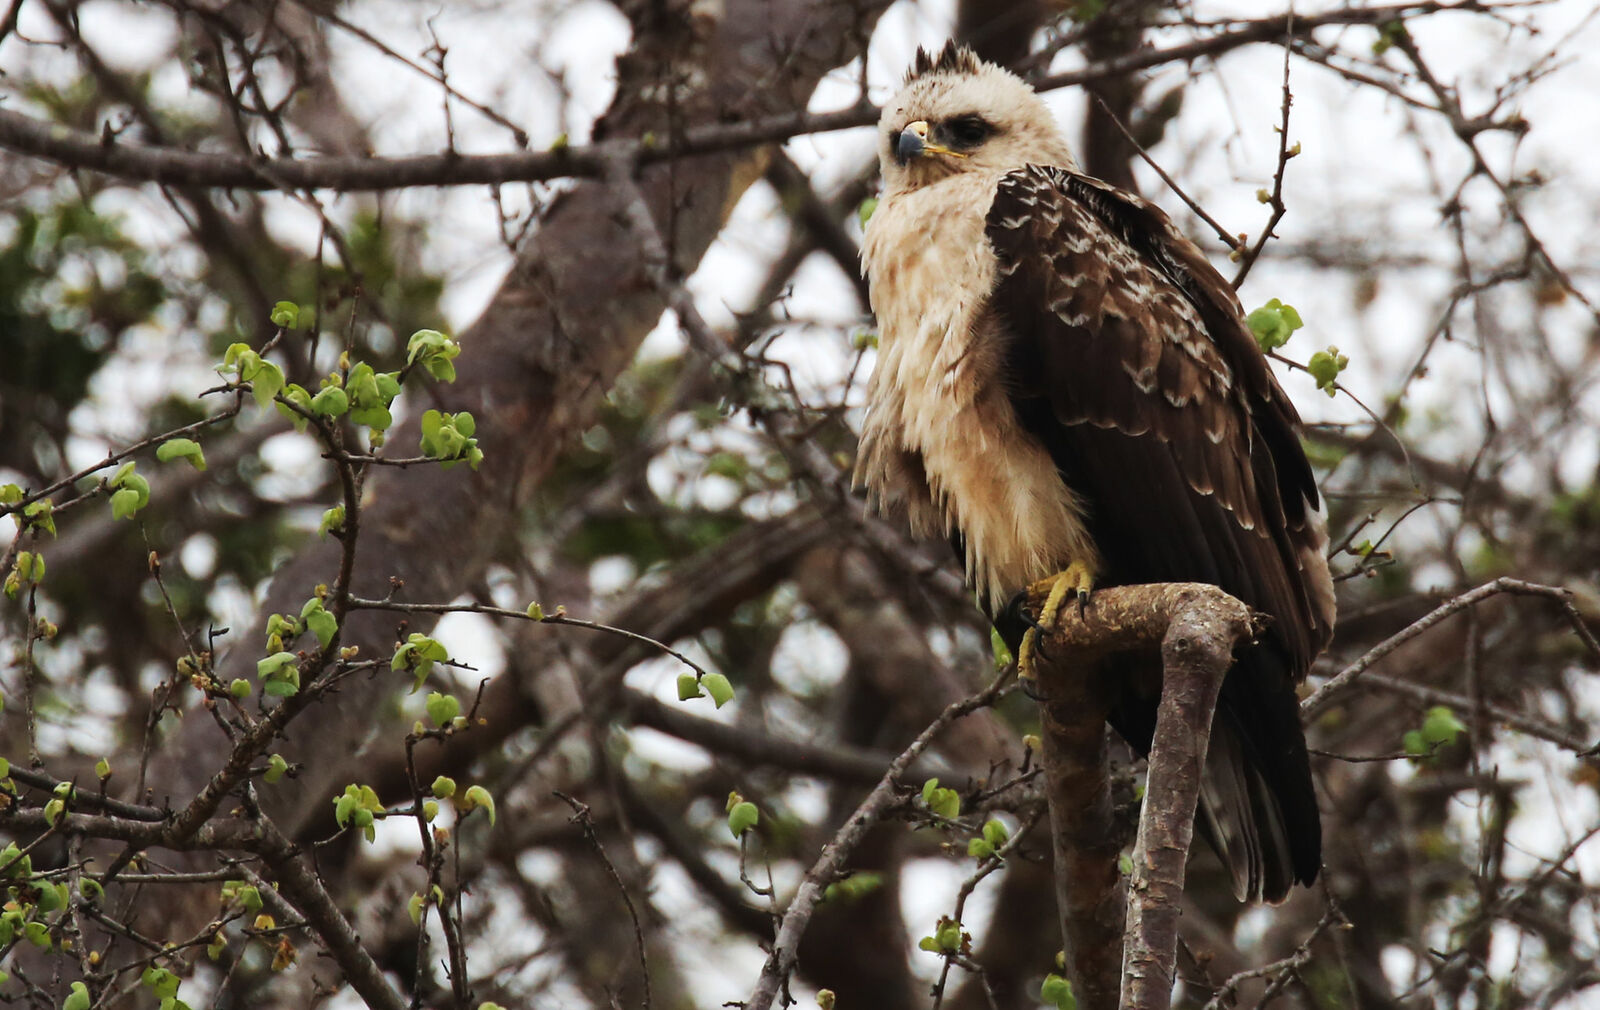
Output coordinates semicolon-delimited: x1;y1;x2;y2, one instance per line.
1027;582;1255;1010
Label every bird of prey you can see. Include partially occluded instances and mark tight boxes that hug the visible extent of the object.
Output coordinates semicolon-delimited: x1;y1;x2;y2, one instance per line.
854;42;1336;903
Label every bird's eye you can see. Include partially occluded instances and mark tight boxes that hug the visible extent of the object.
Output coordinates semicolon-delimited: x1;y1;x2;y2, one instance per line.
943;115;993;148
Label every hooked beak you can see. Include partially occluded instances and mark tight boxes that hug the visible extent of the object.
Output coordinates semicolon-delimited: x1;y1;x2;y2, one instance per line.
894;120;965;164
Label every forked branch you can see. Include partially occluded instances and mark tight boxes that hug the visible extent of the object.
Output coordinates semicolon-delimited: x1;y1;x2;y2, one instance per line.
1026;582;1256;1010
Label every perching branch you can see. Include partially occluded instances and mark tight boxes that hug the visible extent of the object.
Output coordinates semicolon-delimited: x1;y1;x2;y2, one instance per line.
1025;582;1256;1010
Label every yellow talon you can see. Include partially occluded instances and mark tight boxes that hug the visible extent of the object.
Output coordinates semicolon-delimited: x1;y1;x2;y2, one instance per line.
1016;561;1097;680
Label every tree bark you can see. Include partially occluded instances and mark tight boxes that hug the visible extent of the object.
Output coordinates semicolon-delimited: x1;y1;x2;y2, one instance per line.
1027;582;1254;1010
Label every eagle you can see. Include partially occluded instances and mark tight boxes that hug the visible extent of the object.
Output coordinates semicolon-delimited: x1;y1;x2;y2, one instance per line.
854;43;1336;903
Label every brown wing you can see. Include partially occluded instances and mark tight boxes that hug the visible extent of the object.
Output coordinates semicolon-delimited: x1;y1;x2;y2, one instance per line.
985;163;1332;899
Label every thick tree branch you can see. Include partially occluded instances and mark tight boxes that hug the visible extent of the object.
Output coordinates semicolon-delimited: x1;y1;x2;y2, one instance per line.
1026;582;1255;1010
0;3;1475;193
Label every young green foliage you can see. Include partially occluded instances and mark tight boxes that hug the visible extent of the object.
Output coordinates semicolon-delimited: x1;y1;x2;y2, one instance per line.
406;328;462;382
255;652;301;697
393;633;449;691
334;783;384;843
155;438;206;471
223;342;286;408
1246;298;1304;352
701;672;735;708
460;785;496;826
921;778;961;820
1404;705;1467;762
299;597;338;649
967;818;1010;860
1308;346;1350;396
108;463;150;521
1040;973;1077;1010
916;916;968;954
264;754;289;784
220;880;263;913
425;691;461;727
726;790;759;838
419;409;483;470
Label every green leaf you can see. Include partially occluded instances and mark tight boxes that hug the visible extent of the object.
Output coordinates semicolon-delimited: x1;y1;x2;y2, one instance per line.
110;487;142;521
310;385;350;417
934;918;963;952
461;785;496;826
221;880;262;912
265;753;289;784
63;981;90;1010
0;484;21;505
350;404;393;430
1041;973;1076;1010
301;600;337;649
966;838;994;859
426;692;461;727
229;678;251;699
526;602;545;620
1118;853;1134;875
79;877;103;902
95;757;111;781
922;782;961;819
35;880;66;912
857;196;878;228
334;791;357;829
156;438;206;471
431;775;456;799
989;628;1014;671
702;672;735;708
270;301;301;328
1307;346;1350;397
319;505;346;538
143;966;180;999
1246;298;1305;352
1421;705;1467;747
43;797;63;825
982;818;1009;848
1403;729;1427;758
407;329;462;384
676;673;704;701
423;800;439;821
257;651;299;679
408;892;426;925
727;800;759;838
251;360;286;408
917;935;941;953
256;652;300;696
21;499;55;536
275;384;313;432
24;919;50;949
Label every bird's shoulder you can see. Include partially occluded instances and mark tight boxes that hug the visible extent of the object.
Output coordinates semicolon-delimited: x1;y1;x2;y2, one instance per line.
984;164;1288;414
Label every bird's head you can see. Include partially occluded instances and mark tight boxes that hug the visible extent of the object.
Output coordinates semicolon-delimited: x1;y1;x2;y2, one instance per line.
877;42;1076;194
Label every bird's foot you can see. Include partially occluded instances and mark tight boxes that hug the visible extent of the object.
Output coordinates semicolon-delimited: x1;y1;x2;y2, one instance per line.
1017;561;1096;681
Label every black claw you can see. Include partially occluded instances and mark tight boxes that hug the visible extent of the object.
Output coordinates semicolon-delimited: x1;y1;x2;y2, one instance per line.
1076;589;1091;618
1018;674;1045;702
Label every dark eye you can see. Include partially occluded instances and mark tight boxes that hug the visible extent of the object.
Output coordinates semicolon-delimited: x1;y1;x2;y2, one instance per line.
943;115;993;148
